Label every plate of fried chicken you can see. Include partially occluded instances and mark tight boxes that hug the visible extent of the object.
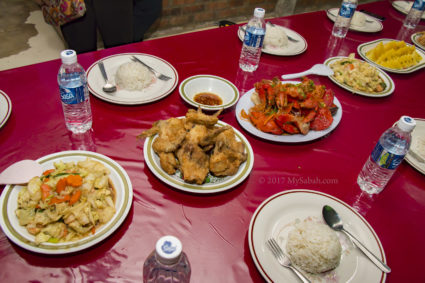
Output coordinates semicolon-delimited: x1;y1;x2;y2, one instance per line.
139;108;254;193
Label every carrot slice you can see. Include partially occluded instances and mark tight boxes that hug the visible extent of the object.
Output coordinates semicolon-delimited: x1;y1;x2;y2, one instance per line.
42;169;55;176
49;194;70;205
69;189;81;205
40;184;52;201
66;175;83;187
56;178;67;193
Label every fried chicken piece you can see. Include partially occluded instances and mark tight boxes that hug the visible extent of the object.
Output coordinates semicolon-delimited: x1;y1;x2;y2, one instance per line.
148;118;186;153
185;108;222;127
185;124;231;148
159;152;178;174
176;141;209;184
210;129;247;176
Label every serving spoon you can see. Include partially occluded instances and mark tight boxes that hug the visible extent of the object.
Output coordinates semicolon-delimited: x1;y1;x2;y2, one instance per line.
98;61;117;93
0;160;43;185
281;64;334;80
322;205;391;273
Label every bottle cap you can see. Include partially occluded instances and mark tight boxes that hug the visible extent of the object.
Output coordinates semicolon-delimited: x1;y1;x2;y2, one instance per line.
155;235;182;265
60;49;77;64
254;8;265;18
397;116;416;132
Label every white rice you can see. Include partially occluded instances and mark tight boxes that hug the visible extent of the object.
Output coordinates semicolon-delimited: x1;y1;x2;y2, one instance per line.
115;61;154;91
352;11;366;27
264;24;288;49
286;220;342;274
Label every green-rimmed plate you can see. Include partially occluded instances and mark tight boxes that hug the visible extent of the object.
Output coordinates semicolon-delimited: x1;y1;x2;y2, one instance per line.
0;150;133;254
357;38;425;74
179;75;239;110
325;56;395;97
411;32;425;51
143;120;254;194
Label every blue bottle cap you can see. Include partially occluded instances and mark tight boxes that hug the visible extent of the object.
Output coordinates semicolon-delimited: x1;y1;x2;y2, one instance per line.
155;235;182;265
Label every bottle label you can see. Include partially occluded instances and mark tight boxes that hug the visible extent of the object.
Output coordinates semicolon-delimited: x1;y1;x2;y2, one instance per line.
370;142;404;170
243;28;265;48
339;2;356;18
60;86;86;105
413;0;425;11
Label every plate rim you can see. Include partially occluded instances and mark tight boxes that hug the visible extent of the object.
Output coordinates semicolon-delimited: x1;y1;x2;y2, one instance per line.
0;90;12;129
0;150;133;254
324;56;395;97
357;38;425;74
179;74;240;110
404;118;425;175
237;24;308;56
143;119;254;194
411;32;425;51
86;53;179;105
248;189;387;283
235;84;343;143
326;8;383;33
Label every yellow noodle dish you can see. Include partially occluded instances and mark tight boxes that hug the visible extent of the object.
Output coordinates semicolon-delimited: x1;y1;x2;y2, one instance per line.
330;53;386;93
15;158;116;244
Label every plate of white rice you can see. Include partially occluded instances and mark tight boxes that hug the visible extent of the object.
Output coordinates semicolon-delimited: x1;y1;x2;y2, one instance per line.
87;53;178;105
404;118;425;175
326;9;383;33
237;23;307;56
248;189;387;282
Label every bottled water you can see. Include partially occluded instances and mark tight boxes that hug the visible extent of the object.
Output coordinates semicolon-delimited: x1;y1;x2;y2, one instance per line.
332;0;358;38
357;116;416;194
403;0;425;29
239;8;266;72
58;50;92;134
143;235;191;283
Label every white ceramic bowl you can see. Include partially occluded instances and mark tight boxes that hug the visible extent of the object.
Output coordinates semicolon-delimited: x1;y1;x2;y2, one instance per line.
179;74;239;110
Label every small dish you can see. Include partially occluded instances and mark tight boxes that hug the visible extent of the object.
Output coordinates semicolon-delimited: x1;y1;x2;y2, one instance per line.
405;118;425;175
357;38;425;74
411;31;425;51
326;8;383;33
324;56;395;97
179;75;239;110
0;90;12;129
392;0;425;19
237;24;307;56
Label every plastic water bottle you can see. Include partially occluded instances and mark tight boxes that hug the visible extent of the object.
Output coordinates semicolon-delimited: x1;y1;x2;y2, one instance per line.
357;116;416;194
403;0;425;29
239;8;266;72
58;49;92;134
143;235;191;283
332;0;358;38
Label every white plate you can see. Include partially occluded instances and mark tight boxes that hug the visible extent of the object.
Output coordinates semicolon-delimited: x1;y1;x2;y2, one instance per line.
411;32;425;51
0;150;133;254
179;75;239;110
326;8;383;33
406;118;425;175
143;120;254;194
248;189;387;283
357;38;425;74
237;24;307;56
324;56;395;97
235;83;343;143
392;0;425;19
87;53;178;105
0;90;12;129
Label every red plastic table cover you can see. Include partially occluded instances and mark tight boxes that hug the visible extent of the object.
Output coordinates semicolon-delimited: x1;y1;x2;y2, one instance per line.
0;1;424;282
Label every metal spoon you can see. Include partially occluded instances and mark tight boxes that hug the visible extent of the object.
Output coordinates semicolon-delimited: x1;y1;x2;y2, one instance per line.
281;64;333;80
0;160;42;185
98;61;116;93
322;205;391;273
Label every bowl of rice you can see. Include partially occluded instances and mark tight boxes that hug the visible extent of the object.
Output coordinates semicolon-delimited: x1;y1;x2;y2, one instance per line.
115;61;155;91
286;219;342;274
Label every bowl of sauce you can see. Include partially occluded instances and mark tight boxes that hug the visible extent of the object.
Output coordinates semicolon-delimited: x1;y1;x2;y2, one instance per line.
179;75;239;110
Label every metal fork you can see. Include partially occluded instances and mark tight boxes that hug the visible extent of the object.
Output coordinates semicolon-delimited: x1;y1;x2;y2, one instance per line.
131;56;172;81
266;238;311;283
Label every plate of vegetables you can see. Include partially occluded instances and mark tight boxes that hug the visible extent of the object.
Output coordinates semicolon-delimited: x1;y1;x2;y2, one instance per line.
235;78;342;143
325;55;395;97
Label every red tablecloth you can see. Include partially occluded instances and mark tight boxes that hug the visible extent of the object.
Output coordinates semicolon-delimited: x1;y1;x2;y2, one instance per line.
0;1;424;282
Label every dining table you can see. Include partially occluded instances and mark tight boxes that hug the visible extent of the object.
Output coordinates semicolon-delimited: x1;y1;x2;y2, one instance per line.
0;0;424;282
